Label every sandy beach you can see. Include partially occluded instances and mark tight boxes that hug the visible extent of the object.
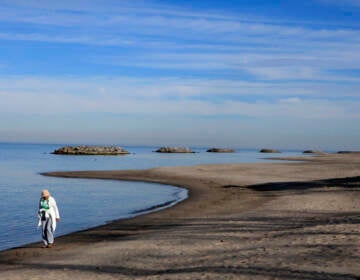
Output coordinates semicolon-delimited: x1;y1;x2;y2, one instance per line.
0;153;359;279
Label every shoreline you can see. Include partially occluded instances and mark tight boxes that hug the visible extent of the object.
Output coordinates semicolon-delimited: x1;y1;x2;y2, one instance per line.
130;189;188;215
0;182;188;253
0;154;359;279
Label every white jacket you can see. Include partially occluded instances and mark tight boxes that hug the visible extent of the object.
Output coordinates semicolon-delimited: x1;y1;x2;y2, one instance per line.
37;196;60;231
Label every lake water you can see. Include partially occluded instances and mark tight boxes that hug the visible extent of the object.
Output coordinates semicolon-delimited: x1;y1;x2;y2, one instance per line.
0;143;307;251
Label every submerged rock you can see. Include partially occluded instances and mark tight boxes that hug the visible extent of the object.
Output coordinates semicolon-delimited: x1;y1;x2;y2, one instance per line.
53;146;129;155
155;147;194;153
207;148;235;153
260;149;281;153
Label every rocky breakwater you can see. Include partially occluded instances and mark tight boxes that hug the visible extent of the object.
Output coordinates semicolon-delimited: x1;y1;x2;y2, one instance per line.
259;148;281;153
207;148;235;153
303;150;326;155
337;151;360;154
53;146;129;155
155;147;194;153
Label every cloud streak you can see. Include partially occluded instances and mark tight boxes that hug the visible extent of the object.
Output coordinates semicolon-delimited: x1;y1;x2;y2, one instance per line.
1;1;358;84
0;76;358;121
0;75;358;99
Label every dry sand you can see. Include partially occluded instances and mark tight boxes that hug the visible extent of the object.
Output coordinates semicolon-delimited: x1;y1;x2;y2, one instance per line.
0;154;359;279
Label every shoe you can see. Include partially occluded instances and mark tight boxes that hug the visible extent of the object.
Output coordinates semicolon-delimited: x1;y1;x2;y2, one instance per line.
47;244;53;248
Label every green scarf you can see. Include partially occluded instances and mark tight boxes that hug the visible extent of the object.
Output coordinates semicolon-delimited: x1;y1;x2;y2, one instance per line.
40;198;50;210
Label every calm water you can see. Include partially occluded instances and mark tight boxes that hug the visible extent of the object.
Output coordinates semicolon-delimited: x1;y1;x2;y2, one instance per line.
0;143;307;251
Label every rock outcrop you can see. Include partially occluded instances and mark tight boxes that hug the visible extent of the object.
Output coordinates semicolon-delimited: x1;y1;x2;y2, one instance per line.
155;147;194;153
259;149;281;153
337;151;360;154
53;146;129;155
303;150;326;155
207;148;235;153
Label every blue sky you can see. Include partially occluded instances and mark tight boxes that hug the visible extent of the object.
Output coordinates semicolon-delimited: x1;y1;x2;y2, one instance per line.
0;0;359;149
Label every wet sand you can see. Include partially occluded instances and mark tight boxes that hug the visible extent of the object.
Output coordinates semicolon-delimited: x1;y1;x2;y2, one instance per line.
0;154;359;279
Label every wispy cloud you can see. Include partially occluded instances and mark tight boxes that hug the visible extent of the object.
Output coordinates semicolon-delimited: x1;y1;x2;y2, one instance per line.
98;49;360;81
1;0;358;84
0;76;358;121
2;89;358;121
0;75;358;99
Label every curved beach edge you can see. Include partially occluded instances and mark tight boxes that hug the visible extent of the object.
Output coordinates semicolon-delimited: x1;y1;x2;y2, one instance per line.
0;153;359;280
0;183;189;253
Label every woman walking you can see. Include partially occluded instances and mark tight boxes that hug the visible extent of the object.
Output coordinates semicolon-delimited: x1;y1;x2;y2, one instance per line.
38;189;60;248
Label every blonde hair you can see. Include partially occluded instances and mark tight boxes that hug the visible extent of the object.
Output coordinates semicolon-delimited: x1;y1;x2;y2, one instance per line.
41;189;50;198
